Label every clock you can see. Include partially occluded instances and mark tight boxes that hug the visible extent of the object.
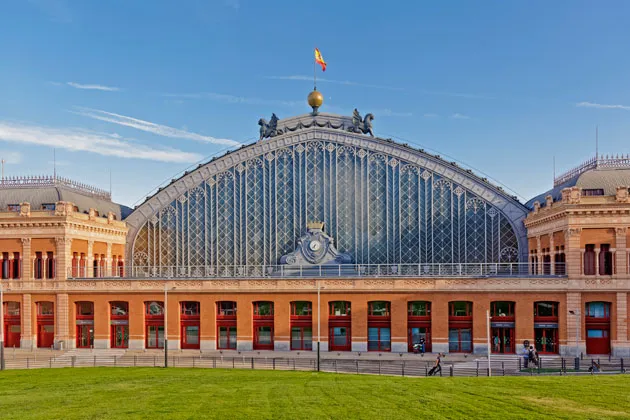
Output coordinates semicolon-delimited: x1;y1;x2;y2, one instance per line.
309;240;322;251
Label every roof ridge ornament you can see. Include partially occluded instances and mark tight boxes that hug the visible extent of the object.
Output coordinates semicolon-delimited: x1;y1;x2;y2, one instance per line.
347;108;375;137
258;113;283;141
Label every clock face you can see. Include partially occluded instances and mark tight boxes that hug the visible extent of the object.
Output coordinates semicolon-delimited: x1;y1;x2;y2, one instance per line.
309;240;322;251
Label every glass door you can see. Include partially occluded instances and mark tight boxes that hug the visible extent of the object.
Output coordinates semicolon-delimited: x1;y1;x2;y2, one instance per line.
112;325;129;348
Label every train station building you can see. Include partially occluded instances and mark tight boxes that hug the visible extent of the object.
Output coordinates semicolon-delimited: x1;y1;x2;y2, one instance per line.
1;91;629;357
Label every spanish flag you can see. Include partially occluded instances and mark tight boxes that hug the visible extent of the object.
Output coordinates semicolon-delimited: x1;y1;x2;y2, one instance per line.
315;48;327;72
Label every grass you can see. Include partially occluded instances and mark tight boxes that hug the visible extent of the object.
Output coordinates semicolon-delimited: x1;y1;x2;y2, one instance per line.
1;368;630;419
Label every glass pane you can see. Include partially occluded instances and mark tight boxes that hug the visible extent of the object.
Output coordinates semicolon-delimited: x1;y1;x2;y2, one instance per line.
460;328;472;352
535;302;555;317
587;302;607;317
452;302;470;316
39;302;54;315
147;302;164;315
157;326;165;348
368;327;379;350
111;303;128;316
218;302;236;316
229;328;237;349
303;328;312;350
448;328;459;352
380;328;391;351
219;327;228;348
333;327;347;345
148;326;157;347
291;327;301;349
10;325;20;333
587;329;604;338
293;302;311;316
43;325;54;333
370;302;388;316
410;302;428;316
7;302;20;316
257;326;272;344
186;326;199;344
256;302;273;316
182;302;199;316
331;302;349;316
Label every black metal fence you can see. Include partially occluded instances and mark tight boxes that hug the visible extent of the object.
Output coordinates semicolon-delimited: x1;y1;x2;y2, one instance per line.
1;355;627;377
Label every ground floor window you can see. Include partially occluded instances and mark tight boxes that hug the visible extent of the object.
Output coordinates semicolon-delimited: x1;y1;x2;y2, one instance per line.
329;326;351;351
218;326;237;350
4;324;21;347
408;327;431;352
291;327;312;350
449;328;472;352
534;328;558;354
146;325;165;349
111;325;129;348
76;324;94;348
368;327;391;352
491;327;514;353
182;325;200;349
38;324;54;348
254;326;273;350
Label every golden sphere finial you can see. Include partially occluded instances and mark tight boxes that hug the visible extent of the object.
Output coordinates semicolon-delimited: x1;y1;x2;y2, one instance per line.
307;89;323;114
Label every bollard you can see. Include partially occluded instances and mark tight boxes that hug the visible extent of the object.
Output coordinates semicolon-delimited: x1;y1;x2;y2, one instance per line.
356;361;359;374
154;356;156;367
232;358;235;369
72;356;75;368
476;361;479;377
621;358;624;373
27;358;29;369
402;361;405;377
502;362;505;376
574;357;580;371
334;360;338;373
251;358;254;369
94;356;96;367
449;365;453;377
379;360;381;375
193;357;195;368
273;358;276;370
134;355;137;367
49;358;52;369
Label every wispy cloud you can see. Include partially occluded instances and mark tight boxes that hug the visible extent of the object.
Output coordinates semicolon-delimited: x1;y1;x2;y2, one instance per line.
0;150;22;164
0;121;201;163
377;109;413;117
266;75;405;92
72;107;240;146
576;101;630;111
161;91;302;108
423;113;439;118
450;113;471;120
67;82;121;92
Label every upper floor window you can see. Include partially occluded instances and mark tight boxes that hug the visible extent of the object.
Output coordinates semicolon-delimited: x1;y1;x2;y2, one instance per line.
329;301;351;316
534;301;559;318
368;301;390;317
582;189;604;196
408;301;431;317
491;301;514;317
145;301;164;316
585;302;611;318
38;301;54;316
41;203;56;211
291;301;312;317
76;302;94;316
253;301;273;316
3;301;20;316
111;302;129;316
181;301;200;316
7;204;19;212
449;301;472;317
217;301;237;316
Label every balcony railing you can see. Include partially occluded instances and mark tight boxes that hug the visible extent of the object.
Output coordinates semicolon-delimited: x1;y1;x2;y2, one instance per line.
0;175;111;200
67;263;566;279
554;154;630;187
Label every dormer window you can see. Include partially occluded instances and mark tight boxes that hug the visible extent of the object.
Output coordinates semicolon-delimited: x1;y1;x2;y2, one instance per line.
41;203;56;211
582;189;604;196
7;204;19;212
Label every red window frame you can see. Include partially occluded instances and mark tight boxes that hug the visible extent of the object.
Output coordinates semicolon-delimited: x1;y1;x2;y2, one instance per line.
290;326;313;351
368;301;391;318
145;301;165;349
2;301;21;348
490;301;515;320
449;301;472;318
217;301;237;350
585;301;611;320
408;301;431;352
253;301;274;350
368;326;391;352
253;301;274;318
180;301;200;350
290;301;312;318
329;326;351;351
329;301;351;317
36;301;54;348
534;301;559;322
75;302;94;349
110;302;129;349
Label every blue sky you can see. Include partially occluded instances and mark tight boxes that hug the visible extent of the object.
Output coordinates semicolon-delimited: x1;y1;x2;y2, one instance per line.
1;0;630;207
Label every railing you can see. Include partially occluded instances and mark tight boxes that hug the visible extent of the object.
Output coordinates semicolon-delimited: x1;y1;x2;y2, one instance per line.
554;154;630;187
67;263;567;279
1;355;626;377
0;175;111;200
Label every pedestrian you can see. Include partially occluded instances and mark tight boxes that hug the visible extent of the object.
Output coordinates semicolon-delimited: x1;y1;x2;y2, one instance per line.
419;337;426;354
522;343;529;368
428;353;442;376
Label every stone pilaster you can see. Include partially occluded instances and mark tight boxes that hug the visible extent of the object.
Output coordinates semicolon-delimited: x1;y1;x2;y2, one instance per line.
106;243;112;277
56;293;70;349
54;237;72;281
21;293;33;349
613;292;629;357
615;228;627;276
536;236;542;275
563;292;585;357
20;238;31;280
549;234;555;275
86;241;94;278
595;248;600;276
565;228;582;277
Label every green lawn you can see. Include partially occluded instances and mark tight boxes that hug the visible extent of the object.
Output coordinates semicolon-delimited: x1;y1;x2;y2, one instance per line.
1;368;629;419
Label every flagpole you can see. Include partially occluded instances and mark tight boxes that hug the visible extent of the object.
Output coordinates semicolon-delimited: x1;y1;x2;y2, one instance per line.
313;49;317;90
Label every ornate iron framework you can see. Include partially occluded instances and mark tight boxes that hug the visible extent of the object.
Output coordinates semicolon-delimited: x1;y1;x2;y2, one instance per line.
130;136;522;275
